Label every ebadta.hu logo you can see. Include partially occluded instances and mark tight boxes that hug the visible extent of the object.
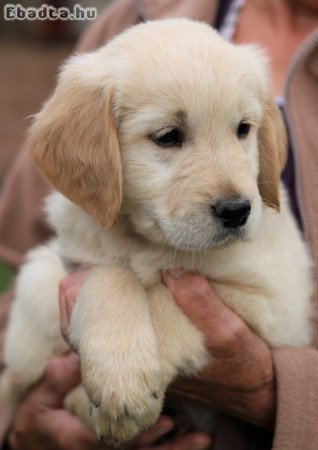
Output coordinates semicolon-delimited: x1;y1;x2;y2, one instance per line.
3;3;97;21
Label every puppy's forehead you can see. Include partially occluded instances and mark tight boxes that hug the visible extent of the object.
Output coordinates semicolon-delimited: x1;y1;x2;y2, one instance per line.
111;19;264;118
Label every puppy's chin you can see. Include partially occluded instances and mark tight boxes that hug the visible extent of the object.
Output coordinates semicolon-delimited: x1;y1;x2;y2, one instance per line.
209;228;246;246
163;226;251;251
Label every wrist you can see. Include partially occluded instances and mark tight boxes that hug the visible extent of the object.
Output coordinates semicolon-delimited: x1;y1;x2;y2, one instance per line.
211;344;277;430
240;379;276;430
235;352;276;430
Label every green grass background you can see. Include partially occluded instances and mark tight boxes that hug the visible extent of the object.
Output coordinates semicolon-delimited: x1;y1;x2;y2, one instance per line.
0;178;15;292
0;260;14;294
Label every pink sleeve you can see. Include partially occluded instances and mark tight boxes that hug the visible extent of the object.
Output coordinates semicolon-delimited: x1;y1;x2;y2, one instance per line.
272;346;318;449
0;145;51;268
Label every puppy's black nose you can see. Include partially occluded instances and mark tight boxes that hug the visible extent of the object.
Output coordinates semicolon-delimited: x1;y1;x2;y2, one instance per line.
212;198;251;228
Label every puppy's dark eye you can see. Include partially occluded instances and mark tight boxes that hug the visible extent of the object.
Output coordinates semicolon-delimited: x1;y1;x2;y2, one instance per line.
152;128;183;148
237;122;251;139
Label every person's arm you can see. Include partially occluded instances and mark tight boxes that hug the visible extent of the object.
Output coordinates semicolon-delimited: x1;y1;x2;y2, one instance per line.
164;272;318;450
0;145;52;268
163;272;276;431
74;0;140;54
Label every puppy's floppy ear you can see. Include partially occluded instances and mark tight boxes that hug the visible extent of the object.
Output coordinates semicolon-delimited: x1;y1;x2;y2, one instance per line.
29;52;122;228
258;97;287;210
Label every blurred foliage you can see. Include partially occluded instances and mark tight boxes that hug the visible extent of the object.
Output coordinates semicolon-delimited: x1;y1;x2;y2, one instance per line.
0;261;15;294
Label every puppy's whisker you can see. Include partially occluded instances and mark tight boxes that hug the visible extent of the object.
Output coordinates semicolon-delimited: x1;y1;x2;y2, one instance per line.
172;232;183;269
161;236;171;270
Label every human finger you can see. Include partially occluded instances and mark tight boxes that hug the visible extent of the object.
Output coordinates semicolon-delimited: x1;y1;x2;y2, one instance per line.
32;353;80;408
133;415;174;446
59;268;90;340
141;431;211;450
163;272;246;352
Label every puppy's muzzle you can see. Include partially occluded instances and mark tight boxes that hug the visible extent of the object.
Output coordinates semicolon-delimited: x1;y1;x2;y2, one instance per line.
212;198;251;228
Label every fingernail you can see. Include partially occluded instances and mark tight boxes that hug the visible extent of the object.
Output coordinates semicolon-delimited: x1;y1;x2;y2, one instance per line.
157;423;173;434
155;416;174;433
191;445;210;450
191;436;211;450
163;268;187;282
171;268;188;278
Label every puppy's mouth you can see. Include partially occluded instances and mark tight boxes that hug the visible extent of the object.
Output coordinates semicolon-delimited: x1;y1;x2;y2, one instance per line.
167;226;247;251
154;215;249;251
212;226;247;247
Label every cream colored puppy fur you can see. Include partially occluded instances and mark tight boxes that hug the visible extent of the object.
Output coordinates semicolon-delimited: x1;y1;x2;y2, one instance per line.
0;19;314;443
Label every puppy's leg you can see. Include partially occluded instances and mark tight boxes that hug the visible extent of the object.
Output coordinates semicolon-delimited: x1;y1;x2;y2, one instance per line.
69;266;163;443
0;242;69;440
148;284;207;383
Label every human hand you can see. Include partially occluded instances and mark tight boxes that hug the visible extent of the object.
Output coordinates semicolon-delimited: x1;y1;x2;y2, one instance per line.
163;272;276;430
59;268;91;343
8;353;106;450
8;352;211;450
58;269;212;450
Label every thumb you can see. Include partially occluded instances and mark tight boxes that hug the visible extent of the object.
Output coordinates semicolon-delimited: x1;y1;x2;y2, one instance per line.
163;272;244;347
34;353;81;408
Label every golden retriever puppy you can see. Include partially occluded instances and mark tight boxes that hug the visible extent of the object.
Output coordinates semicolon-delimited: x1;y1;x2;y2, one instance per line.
0;18;313;443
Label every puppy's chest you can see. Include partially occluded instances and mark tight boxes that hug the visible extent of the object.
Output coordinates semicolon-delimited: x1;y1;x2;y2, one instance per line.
127;246;254;289
58;227;258;290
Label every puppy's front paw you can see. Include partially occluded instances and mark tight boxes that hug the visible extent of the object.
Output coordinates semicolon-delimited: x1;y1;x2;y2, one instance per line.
81;352;164;443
